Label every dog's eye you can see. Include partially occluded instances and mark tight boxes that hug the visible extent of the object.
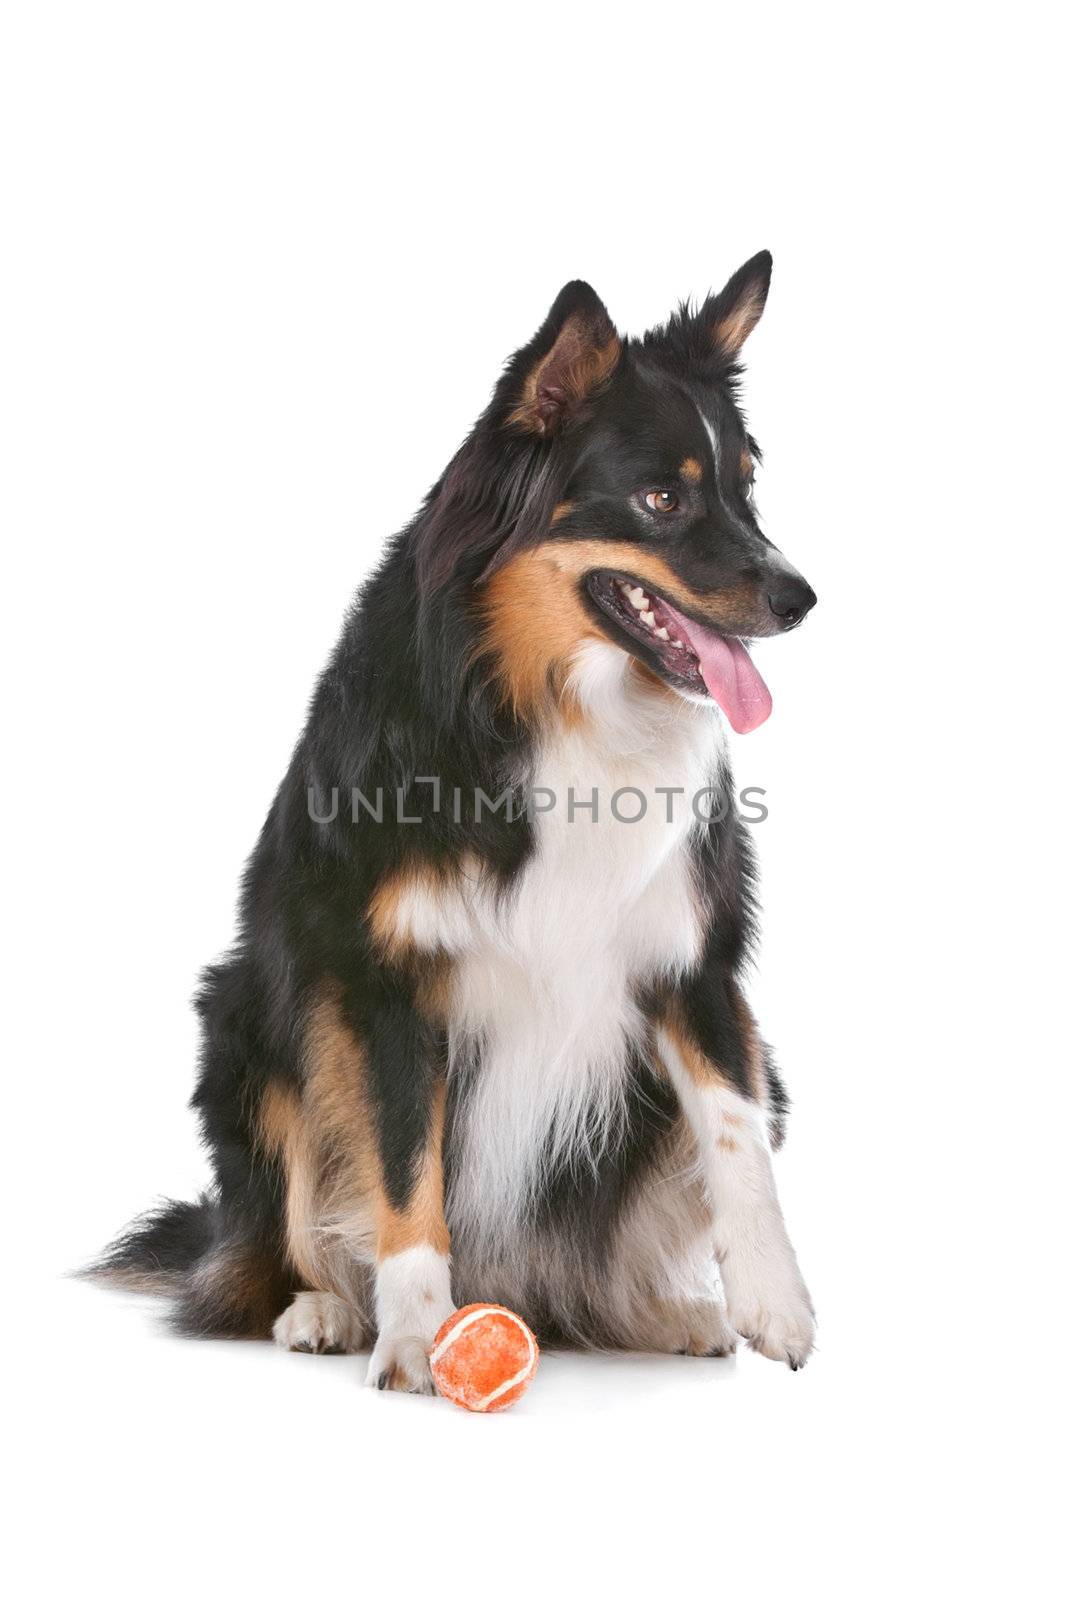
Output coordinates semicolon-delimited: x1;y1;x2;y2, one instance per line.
645;490;679;514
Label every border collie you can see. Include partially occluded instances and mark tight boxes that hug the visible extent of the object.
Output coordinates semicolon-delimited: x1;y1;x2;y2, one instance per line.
93;252;817;1391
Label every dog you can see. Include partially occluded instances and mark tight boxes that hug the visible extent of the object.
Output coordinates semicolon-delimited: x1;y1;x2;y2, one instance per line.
92;252;817;1391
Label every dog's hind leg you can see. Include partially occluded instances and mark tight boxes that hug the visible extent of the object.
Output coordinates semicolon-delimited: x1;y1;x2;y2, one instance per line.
272;1290;361;1354
646;1297;737;1358
607;1153;737;1357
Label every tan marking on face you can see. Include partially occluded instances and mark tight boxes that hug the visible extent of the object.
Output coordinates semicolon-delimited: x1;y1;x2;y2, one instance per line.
546;539;765;634
477;545;602;720
509;315;621;435
550;501;576;526
479;537;768;719
680;457;703;484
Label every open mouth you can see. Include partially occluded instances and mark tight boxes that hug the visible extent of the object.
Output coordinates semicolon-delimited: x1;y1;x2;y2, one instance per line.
585;571;773;733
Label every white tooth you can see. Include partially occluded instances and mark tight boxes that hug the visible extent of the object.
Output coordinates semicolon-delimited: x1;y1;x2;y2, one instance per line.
640;610;654;627
669;637;683;648
655;626;669;640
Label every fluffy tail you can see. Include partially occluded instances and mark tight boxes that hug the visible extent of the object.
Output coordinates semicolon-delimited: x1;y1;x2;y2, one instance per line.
86;1193;220;1295
85;1191;295;1337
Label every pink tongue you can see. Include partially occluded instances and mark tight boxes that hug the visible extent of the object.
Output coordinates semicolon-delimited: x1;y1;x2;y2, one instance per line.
659;603;772;733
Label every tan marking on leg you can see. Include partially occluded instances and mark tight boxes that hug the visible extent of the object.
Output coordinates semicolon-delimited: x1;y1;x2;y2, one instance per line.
657;1007;732;1091
303;993;376;1203
257;1081;319;1288
257;989;452;1328
304;992;450;1265
375;1079;450;1260
275;993;381;1294
727;978;768;1105
658;991;766;1107
680;457;703;483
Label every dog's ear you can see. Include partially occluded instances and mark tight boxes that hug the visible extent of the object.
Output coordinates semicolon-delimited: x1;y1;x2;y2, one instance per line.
508;281;620;436
704;250;773;358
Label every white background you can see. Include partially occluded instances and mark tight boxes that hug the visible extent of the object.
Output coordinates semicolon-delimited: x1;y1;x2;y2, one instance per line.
2;3;1063;1596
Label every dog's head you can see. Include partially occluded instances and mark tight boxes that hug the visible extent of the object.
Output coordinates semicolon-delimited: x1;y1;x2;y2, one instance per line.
417;254;815;732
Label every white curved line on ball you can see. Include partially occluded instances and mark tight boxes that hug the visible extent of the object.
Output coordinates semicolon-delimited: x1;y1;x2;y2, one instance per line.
430;1305;537;1411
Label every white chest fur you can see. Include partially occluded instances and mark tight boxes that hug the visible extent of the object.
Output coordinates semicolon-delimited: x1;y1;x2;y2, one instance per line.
397;644;725;1247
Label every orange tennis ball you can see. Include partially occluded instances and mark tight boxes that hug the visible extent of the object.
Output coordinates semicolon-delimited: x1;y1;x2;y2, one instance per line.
430;1303;540;1412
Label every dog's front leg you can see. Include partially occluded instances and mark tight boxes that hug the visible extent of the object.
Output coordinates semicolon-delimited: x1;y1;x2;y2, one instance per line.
359;1000;454;1394
658;1018;815;1369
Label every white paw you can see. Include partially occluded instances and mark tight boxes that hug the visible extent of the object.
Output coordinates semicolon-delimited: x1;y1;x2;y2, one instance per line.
725;1268;815;1369
678;1299;738;1359
273;1291;360;1355
365;1332;437;1395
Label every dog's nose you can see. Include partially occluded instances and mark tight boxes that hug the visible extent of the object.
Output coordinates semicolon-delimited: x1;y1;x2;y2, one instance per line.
766;574;817;629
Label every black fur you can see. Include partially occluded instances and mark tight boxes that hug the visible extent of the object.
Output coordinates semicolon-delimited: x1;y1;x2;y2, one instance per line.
91;254;815;1341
